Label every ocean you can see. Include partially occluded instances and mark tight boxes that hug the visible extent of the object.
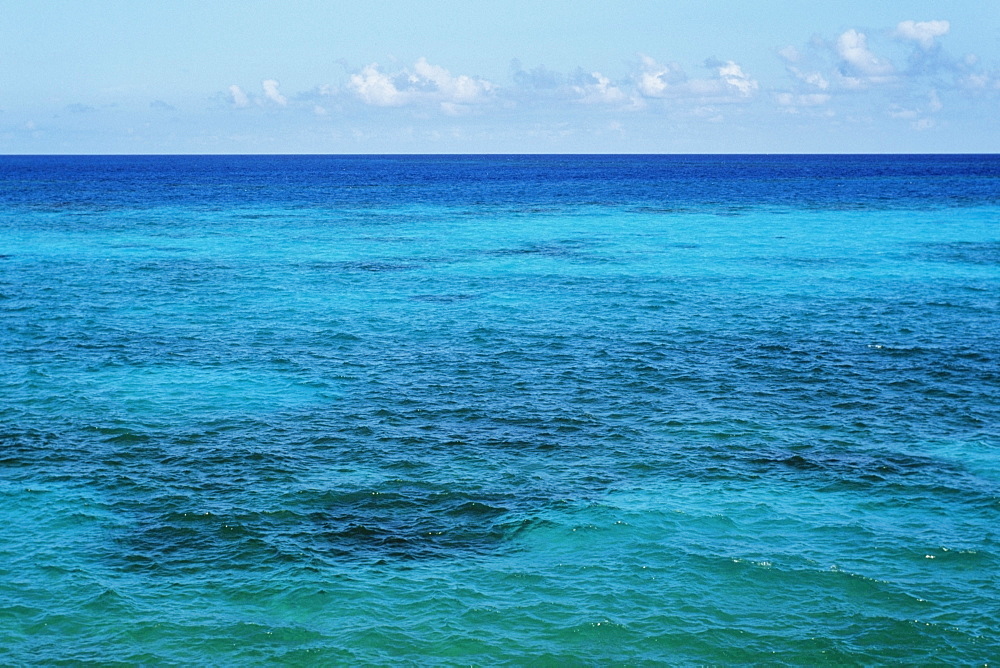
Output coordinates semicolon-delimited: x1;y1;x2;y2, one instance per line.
1;154;997;665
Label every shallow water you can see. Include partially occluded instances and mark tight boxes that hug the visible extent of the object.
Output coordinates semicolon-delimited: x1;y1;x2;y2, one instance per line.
1;155;998;664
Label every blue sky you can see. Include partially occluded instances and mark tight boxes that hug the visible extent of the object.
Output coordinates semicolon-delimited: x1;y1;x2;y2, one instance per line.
1;0;997;153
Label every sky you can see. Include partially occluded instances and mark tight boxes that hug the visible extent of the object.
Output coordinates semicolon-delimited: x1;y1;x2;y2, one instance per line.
1;0;998;153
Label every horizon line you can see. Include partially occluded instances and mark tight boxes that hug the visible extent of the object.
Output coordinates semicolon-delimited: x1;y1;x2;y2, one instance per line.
2;152;998;158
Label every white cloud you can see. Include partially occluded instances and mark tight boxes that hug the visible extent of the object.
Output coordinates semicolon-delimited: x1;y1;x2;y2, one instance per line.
837;29;894;80
348;59;494;109
228;85;250;108
636;55;684;97
779;46;801;63
349;64;406;106
717;61;758;96
511;61;561;90
211;18;975;136
633;56;755;100
776;92;830;107
412;57;494;102
638;71;667;97
262;79;287;106
572;71;627;104
787;67;829;90
778;46;830;90
896;20;950;50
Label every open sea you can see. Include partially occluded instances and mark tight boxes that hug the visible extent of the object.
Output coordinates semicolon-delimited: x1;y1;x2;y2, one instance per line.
1;154;998;665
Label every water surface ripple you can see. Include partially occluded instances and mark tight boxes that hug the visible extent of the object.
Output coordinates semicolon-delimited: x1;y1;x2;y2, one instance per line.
1;155;998;664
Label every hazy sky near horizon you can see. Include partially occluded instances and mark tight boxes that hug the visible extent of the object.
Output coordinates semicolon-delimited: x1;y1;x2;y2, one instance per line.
2;0;998;153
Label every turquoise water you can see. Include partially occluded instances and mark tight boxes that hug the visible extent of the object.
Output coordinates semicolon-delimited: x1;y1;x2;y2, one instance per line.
1;155;998;664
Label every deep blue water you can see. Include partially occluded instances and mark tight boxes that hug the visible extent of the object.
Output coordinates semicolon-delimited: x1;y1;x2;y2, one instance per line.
1;155;998;664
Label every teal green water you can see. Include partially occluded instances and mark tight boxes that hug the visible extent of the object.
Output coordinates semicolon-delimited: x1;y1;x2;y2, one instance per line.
1;156;998;664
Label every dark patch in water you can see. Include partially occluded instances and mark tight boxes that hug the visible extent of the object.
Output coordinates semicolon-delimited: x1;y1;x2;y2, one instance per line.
916;241;1000;265
747;446;994;494
714;206;750;217
338;260;422;272
410;294;478;303
115;483;523;571
784;256;843;266
306;260;422;273
361;235;421;243
629;205;692;214
487;240;599;261
300;487;513;559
